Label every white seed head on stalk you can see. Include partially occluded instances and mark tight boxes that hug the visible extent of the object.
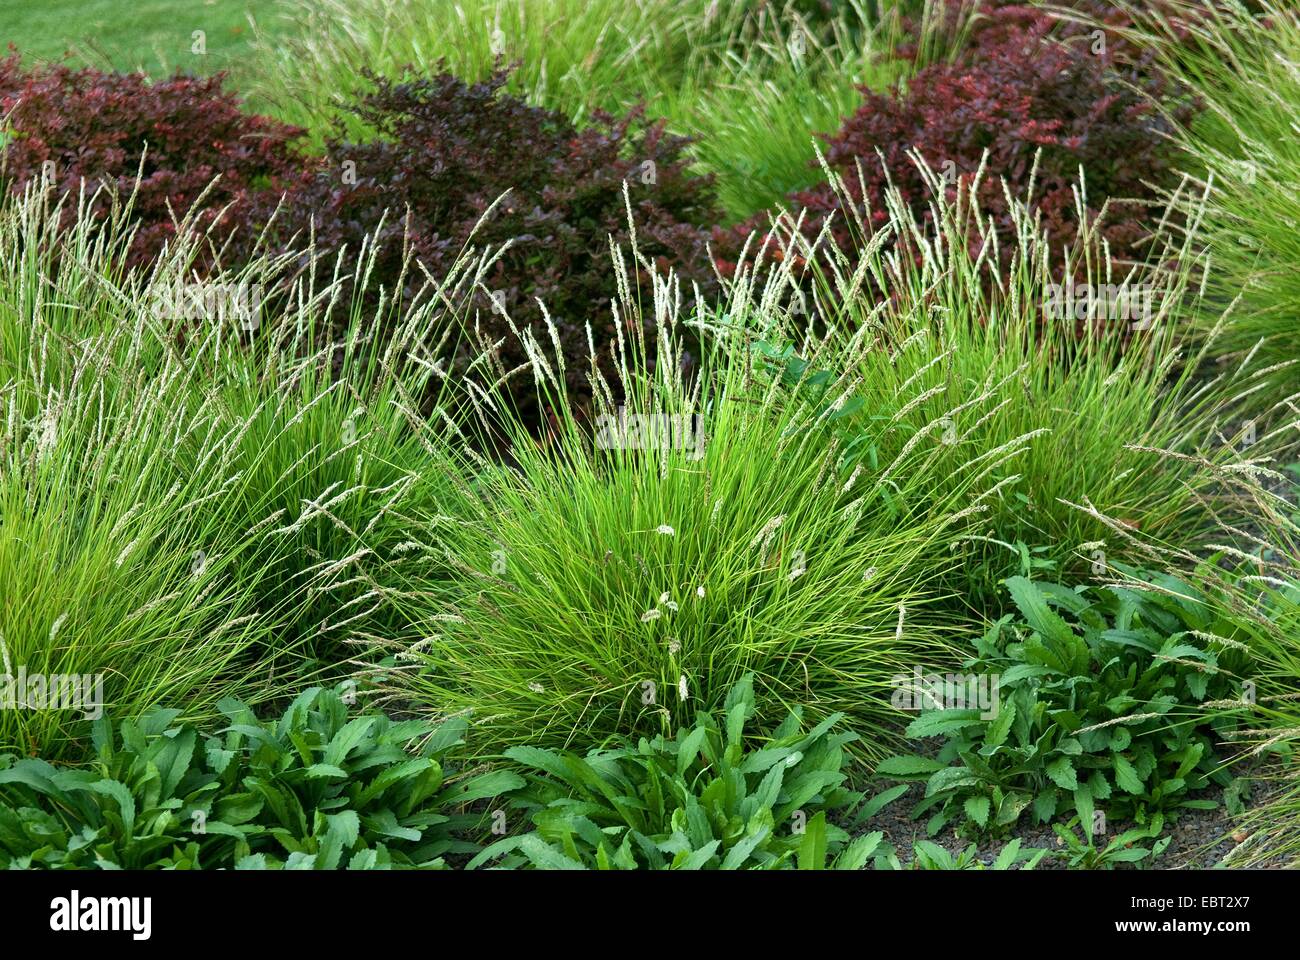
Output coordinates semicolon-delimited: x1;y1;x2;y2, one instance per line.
841;464;864;494
789;549;807;581
36;406;59;462
115;539;139;568
749;514;786;551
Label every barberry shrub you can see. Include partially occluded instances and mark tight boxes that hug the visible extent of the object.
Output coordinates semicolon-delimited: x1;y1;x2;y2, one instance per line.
258;69;721;424
714;3;1197;287
0;55;310;270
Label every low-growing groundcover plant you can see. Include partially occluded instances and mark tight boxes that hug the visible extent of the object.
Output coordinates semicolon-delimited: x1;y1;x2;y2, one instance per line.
881;837;1048;870
0;686;521;869
475;672;1050;870
0;675;1055;871
471;674;880;870
1052;814;1173;868
878;572;1248;843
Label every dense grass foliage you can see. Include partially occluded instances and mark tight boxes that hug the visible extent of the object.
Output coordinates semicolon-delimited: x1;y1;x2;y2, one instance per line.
1116;0;1300;415
378;295;980;759
724;166;1276;602
0;185;460;759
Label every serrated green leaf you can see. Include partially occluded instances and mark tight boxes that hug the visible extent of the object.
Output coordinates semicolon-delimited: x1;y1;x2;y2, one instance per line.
875;755;949;778
1045;756;1077;790
1114;754;1145;794
964;795;990;828
905;710;983;739
983;701;1016;749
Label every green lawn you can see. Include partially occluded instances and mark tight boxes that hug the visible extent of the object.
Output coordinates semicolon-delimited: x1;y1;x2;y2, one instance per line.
2;0;285;86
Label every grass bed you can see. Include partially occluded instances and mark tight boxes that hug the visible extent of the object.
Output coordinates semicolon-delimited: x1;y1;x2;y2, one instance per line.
1;0;1298;873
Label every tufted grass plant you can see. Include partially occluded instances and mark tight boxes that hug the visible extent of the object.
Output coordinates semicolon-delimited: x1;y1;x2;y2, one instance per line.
723;154;1286;609
363;204;1023;760
0;181;467;759
1105;0;1300;420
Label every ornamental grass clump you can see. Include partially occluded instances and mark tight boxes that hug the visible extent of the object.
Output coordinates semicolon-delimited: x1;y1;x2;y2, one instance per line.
364;208;1043;758
0;181;467;759
718;158;1280;607
1112;0;1300;415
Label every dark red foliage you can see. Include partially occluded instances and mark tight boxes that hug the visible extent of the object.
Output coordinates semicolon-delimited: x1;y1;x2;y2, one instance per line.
0;53;310;269
714;2;1199;286
256;69;720;421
